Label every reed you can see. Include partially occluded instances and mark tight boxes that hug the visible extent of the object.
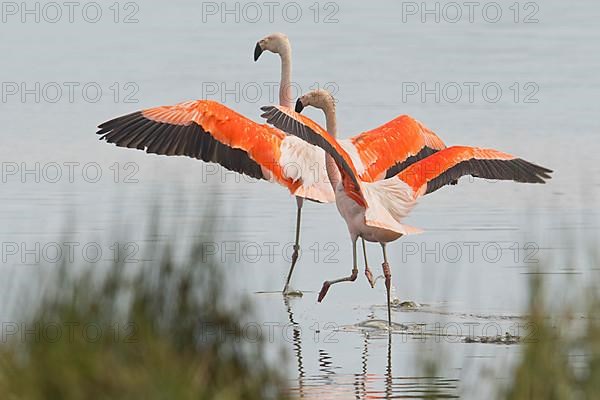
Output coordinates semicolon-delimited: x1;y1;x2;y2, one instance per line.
0;212;287;400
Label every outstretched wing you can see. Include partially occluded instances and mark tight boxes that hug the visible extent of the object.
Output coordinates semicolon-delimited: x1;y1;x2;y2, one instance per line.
349;115;447;181
260;105;367;207
97;100;334;203
397;146;552;196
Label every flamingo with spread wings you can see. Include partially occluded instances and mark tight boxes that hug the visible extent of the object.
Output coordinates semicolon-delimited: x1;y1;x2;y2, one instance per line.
261;89;552;326
97;34;451;295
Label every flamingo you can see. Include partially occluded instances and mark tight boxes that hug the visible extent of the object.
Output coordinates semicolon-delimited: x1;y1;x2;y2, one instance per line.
254;32;449;293
260;89;552;326
254;32;327;295
96;33;448;295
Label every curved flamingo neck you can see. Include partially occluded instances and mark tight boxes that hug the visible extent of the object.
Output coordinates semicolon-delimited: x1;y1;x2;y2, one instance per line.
324;106;337;139
279;44;293;109
321;103;341;189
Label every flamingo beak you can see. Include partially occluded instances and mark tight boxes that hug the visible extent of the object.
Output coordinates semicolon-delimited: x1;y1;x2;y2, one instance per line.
254;43;264;61
295;98;304;113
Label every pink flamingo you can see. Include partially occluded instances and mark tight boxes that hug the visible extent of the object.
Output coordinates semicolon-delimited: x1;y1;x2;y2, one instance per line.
261;89;552;326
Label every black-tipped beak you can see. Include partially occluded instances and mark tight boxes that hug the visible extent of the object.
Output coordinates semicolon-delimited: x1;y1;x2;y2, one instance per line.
254;43;263;62
295;98;304;113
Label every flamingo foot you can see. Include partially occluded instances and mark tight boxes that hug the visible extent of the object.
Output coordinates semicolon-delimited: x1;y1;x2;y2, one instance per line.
318;281;331;302
317;268;358;303
283;289;303;297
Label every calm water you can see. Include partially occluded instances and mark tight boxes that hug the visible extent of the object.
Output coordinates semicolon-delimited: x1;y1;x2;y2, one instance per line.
1;0;599;398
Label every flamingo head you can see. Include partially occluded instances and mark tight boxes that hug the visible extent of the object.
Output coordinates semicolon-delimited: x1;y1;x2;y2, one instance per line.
295;89;336;113
254;32;290;61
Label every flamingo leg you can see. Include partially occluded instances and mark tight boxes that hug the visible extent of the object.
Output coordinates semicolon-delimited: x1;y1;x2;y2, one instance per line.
381;243;392;327
283;197;303;295
362;238;375;288
318;237;358;302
